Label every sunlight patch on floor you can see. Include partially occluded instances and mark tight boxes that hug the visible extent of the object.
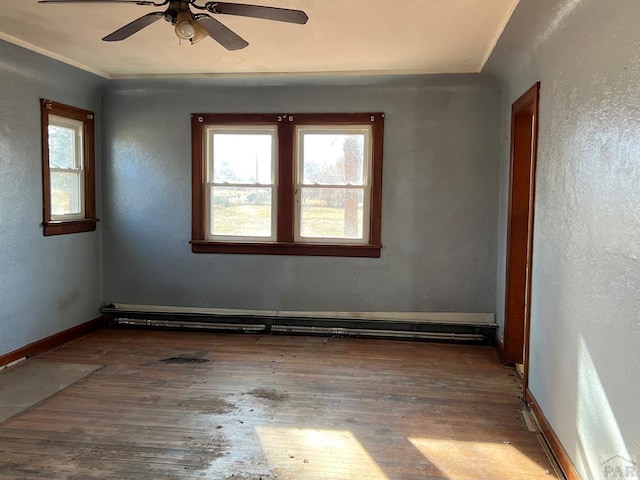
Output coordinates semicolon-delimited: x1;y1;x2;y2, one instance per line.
256;426;388;479
408;437;552;479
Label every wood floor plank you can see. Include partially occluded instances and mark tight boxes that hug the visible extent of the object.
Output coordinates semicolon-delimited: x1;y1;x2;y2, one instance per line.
0;330;556;479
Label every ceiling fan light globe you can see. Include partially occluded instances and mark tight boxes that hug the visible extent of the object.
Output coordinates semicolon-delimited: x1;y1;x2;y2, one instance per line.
175;20;196;40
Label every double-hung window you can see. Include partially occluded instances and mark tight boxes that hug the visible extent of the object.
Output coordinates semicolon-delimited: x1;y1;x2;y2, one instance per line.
296;126;371;244
191;113;384;257
207;126;278;241
41;100;97;236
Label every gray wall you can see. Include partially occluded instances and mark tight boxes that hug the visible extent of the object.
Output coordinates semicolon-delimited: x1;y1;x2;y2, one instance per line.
0;41;106;356
102;75;502;313
484;0;640;477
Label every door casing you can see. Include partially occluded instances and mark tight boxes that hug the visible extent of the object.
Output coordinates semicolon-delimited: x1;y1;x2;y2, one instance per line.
503;82;540;393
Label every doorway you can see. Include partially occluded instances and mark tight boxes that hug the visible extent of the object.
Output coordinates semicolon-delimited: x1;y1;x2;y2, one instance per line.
503;82;540;391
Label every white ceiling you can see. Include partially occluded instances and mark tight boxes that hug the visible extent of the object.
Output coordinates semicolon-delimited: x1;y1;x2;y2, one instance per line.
0;0;519;79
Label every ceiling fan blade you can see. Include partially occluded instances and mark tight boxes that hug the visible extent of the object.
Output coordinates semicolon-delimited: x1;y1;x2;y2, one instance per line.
196;15;249;51
102;12;164;41
206;2;308;25
39;0;162;4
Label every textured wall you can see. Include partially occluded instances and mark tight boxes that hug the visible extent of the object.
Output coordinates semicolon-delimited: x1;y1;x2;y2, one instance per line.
485;0;640;477
0;41;106;356
102;75;501;313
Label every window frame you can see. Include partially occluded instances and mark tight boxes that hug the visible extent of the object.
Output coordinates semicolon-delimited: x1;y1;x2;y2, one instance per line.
205;125;279;242
294;125;373;245
191;113;384;257
41;99;97;236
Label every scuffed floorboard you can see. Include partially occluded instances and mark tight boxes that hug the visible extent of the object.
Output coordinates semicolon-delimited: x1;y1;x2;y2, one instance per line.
0;329;556;479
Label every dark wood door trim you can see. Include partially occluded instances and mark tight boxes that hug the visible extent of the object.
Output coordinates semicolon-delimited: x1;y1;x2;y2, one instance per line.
503;83;540;390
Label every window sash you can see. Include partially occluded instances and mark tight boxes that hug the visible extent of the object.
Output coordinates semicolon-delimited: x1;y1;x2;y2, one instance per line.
50;169;85;220
296;126;372;187
206;185;277;241
295;186;370;245
48;114;84;170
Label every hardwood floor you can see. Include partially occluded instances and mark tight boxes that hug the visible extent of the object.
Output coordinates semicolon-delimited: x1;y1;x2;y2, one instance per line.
0;329;557;479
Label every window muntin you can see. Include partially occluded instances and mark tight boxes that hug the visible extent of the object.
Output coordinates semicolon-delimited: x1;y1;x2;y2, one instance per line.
295;127;372;243
191;113;384;257
48;115;85;220
41;99;97;236
206;127;277;241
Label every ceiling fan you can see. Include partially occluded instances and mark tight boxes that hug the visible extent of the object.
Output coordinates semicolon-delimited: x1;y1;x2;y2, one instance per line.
38;0;309;51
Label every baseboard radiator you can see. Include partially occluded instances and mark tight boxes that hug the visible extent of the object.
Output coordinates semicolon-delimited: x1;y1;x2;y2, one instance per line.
101;304;497;343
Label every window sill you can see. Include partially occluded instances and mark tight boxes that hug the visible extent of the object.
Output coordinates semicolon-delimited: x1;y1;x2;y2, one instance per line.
43;218;98;236
190;241;381;258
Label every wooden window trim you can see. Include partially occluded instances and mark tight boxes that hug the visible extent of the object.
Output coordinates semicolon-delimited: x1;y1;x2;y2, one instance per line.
191;113;384;257
41;99;97;236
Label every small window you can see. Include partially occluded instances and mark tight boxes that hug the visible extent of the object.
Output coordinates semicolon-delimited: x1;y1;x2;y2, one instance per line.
191;113;384;257
41;100;97;236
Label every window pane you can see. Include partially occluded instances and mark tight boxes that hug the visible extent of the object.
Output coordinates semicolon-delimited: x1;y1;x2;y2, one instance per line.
212;133;273;184
302;133;365;186
300;188;364;239
211;187;273;238
48;125;78;169
51;171;82;216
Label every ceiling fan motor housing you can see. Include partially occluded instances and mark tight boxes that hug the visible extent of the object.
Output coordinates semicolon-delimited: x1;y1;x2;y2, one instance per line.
165;1;193;25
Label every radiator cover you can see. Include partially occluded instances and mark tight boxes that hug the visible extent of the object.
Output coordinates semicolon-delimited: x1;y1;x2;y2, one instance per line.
101;304;497;343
